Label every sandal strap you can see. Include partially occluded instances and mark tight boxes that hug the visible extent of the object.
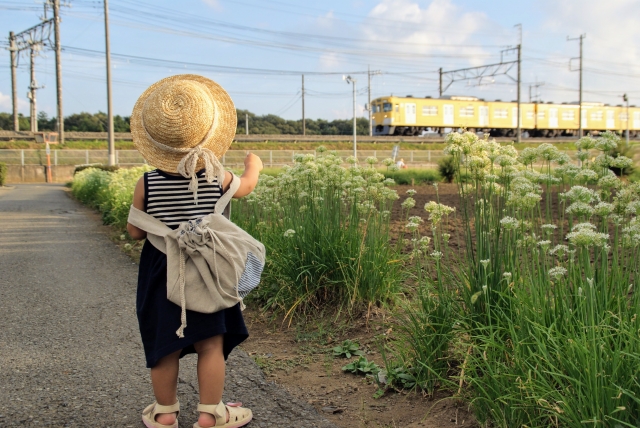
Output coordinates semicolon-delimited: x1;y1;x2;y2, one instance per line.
197;402;226;425
153;400;181;416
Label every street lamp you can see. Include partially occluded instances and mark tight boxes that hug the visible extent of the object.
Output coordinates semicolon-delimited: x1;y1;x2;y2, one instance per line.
623;93;629;148
343;75;357;159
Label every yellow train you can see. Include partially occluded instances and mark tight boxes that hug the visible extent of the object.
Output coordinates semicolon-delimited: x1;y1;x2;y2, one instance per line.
370;95;640;138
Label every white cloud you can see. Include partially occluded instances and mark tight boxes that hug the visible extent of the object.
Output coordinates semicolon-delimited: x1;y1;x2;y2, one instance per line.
362;0;494;67
0;91;28;114
202;0;223;12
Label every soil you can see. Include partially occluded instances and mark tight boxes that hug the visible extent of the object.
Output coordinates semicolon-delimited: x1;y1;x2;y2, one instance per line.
241;308;476;428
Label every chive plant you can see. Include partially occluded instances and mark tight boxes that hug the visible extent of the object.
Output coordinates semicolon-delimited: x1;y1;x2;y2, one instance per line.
233;148;407;320
387;131;639;426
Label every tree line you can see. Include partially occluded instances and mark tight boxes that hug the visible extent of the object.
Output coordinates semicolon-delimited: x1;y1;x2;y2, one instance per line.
0;110;370;135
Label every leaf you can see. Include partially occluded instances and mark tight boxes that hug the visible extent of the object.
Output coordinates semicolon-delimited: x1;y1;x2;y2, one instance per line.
470;291;483;304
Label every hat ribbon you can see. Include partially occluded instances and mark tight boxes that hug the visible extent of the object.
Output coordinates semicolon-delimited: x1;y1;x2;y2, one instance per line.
142;111;225;204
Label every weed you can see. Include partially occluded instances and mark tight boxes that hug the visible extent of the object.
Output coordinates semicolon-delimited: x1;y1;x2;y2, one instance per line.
332;340;364;358
342;356;380;376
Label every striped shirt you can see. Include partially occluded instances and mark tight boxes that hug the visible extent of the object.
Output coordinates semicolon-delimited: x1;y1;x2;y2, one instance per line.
144;169;222;229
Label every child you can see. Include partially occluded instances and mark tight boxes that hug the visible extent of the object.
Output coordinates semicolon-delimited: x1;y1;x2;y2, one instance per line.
126;74;262;428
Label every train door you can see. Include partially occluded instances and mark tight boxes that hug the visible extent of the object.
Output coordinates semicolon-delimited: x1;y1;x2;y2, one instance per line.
443;104;454;126
405;103;416;124
549;108;558;128
606;110;614;129
512;107;518;128
479;106;489;126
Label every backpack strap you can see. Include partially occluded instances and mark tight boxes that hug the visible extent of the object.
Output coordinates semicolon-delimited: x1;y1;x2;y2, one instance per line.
127;205;171;253
214;173;241;215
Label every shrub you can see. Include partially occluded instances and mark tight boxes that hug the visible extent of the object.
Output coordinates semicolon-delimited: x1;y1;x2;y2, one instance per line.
74;164;120;175
382;168;440;185
0;162;7;186
437;155;456;183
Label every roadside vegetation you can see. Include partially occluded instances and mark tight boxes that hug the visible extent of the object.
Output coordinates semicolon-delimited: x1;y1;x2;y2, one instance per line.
70;132;640;427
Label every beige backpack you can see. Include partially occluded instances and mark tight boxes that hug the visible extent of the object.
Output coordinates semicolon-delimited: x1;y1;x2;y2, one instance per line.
127;174;265;337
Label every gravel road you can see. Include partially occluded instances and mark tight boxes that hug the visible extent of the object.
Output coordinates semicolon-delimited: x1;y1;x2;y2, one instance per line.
0;184;337;428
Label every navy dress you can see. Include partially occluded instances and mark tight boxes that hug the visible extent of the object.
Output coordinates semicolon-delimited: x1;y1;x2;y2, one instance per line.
136;169;248;368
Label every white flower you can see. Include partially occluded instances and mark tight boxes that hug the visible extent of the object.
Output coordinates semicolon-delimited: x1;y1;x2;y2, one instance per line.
548;266;567;280
283;229;296;238
566;223;608;247
406;189;417;196
500;216;519;230
401;198;416;210
424;201;455;225
366;157;378;165
430;251;443;260
503;272;512;280
480;259;490;269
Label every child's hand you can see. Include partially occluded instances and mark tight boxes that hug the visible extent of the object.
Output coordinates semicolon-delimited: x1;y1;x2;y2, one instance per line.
244;152;263;172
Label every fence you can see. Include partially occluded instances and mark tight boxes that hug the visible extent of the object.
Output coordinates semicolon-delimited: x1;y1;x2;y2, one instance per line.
0;149;447;167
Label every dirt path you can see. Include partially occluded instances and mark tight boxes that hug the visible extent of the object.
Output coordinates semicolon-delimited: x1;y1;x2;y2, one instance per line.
0;184;335;427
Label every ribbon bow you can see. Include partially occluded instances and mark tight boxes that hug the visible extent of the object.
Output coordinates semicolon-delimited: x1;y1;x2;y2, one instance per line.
176;146;225;204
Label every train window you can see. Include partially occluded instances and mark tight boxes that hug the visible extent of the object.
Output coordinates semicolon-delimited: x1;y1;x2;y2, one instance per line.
494;108;508;118
460;106;474;117
383;103;392;112
372;104;380;113
591;111;603;121
538;112;545;119
422;105;438;116
562;111;575;120
526;110;534;119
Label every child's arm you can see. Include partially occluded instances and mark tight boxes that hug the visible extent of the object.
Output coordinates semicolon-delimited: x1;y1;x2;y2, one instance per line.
223;152;263;198
126;177;147;240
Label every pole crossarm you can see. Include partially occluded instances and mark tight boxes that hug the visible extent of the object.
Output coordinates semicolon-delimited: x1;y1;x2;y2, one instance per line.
440;60;517;94
11;19;55;52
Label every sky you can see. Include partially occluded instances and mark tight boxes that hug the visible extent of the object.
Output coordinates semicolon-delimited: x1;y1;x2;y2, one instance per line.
0;0;639;121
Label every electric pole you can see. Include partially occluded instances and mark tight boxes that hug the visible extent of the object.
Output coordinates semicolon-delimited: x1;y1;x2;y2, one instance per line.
104;0;115;166
623;93;629;148
302;74;305;136
245;113;248;135
9;31;19;131
53;0;64;144
366;66;381;136
344;75;357;159
529;78;544;103
438;67;443;98
28;43;41;132
568;34;585;138
516;43;521;142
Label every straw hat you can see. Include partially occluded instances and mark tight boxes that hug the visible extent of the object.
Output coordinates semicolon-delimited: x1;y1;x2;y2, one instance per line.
131;74;236;200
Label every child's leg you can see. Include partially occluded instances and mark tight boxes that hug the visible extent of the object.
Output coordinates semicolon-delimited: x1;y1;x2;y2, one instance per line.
194;335;226;427
150;349;181;425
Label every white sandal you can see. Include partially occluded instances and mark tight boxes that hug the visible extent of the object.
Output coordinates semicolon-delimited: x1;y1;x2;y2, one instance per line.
193;402;252;428
142;400;180;428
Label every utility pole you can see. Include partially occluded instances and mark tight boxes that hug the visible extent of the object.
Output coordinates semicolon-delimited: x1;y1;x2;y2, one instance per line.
623;94;629;148
438;67;443;98
245;113;248;135
343;75;357;159
302;74;305;136
53;0;64;144
104;0;115;166
529;78;545;103
28;43;40;132
366;66;382;136
516;43;521;142
9;31;19;131
568;34;585;138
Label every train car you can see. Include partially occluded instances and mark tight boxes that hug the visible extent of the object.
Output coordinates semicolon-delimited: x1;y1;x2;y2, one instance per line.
370;95;640;138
